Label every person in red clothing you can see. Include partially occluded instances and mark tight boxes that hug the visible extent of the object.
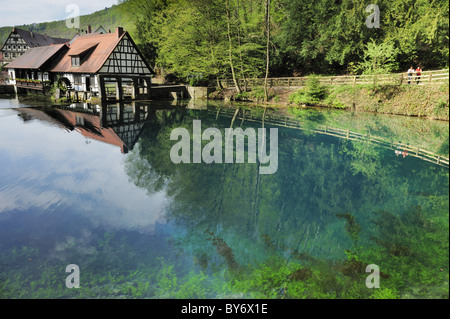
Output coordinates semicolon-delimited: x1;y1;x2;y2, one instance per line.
415;66;422;84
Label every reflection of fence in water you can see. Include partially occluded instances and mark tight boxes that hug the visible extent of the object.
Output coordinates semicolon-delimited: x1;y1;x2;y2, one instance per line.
212;107;449;168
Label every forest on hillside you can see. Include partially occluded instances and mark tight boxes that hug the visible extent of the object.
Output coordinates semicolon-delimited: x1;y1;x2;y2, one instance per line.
0;4;135;51
118;0;449;83
1;0;448;82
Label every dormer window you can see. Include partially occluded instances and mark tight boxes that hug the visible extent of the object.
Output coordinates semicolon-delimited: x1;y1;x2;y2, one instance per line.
71;56;80;67
69;42;98;68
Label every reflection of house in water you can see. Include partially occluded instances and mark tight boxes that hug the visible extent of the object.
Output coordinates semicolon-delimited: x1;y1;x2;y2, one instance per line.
99;102;151;153
16;102;153;154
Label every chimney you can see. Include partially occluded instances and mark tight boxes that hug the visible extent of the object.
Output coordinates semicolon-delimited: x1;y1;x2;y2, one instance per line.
29;31;33;38
116;27;124;38
87;25;92;34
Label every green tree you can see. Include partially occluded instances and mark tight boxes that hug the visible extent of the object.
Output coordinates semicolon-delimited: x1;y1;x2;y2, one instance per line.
357;39;399;85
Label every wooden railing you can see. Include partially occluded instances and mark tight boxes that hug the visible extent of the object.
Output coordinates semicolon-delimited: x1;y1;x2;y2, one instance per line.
15;80;44;91
212;107;449;168
216;69;449;88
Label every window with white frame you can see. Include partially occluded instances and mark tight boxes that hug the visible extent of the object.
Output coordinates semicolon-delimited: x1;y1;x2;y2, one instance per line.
71;56;80;67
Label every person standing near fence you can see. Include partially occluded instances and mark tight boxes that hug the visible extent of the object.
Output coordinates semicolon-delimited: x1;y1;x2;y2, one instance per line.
407;66;415;84
415;66;422;84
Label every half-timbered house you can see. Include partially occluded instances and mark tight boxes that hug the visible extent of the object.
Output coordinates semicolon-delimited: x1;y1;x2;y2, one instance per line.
6;27;154;101
51;27;154;101
51;27;153;100
0;28;69;63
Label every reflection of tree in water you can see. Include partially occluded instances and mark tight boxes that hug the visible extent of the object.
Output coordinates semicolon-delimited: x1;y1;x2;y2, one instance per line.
336;212;361;244
124;106;448;271
371;206;436;258
205;230;240;271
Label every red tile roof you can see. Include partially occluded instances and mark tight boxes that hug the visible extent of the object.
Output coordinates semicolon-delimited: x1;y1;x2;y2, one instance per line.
51;32;125;74
5;44;68;69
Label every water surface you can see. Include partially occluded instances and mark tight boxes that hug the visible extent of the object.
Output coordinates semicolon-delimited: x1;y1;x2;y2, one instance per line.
0;97;448;299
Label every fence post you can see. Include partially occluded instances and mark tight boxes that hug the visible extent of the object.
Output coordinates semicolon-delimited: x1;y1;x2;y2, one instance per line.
429;73;432;83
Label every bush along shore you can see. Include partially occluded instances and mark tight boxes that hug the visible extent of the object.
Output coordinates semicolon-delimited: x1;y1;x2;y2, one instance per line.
210;79;449;121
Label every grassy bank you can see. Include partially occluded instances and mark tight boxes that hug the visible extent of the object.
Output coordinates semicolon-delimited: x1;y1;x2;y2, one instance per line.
289;81;449;121
212;80;449;121
329;83;449;120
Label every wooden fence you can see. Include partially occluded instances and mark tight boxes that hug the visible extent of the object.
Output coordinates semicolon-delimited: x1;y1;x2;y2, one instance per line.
212;107;449;168
217;69;449;89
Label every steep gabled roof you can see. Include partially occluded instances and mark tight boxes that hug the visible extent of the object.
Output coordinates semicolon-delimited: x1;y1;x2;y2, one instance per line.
51;31;125;74
5;44;68;70
14;28;70;47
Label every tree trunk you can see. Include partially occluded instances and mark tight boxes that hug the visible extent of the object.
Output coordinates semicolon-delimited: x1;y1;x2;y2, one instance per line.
236;0;247;91
264;0;270;102
226;0;241;94
216;77;223;90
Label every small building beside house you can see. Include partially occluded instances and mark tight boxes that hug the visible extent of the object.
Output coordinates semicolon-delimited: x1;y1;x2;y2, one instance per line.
94;26;108;34
0;28;69;63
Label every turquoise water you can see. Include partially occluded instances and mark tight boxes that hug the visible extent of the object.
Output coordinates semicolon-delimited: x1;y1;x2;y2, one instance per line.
0;97;448;299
